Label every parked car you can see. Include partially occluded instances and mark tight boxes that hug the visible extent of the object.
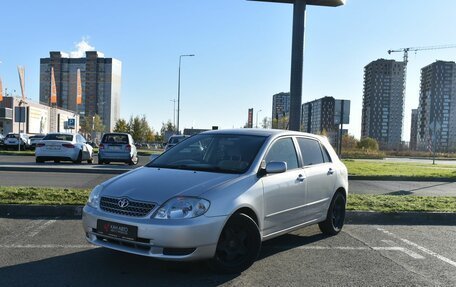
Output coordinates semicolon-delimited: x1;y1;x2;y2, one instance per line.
98;133;138;165
0;134;5;149
164;135;189;151
35;133;93;164
4;133;30;150
29;134;46;150
82;129;348;273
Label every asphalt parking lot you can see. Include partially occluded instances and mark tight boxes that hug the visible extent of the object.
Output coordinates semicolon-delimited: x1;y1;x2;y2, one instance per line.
0;219;455;286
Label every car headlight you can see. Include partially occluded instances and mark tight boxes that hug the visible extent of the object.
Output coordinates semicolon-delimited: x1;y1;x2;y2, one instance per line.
154;197;210;219
87;185;103;208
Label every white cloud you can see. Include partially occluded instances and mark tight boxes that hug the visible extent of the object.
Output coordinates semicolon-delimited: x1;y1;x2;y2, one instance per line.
70;37;95;58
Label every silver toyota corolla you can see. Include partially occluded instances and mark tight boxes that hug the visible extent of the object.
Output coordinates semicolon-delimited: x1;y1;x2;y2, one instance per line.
82;129;348;273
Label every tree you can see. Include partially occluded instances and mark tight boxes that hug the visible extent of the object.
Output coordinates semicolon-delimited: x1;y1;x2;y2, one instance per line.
358;137;379;151
113;119;129;133
93;114;105;133
160;120;176;137
261;117;271;129
129;116;143;142
342;134;359;150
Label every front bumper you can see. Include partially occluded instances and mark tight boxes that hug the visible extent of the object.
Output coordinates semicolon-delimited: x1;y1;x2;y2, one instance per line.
82;205;226;261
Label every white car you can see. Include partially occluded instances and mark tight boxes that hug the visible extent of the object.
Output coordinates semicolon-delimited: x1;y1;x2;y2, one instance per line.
35;133;93;164
4;133;30;150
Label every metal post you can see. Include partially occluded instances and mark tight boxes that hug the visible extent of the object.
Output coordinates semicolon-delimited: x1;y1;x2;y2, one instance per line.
289;0;306;131
177;54;194;135
256;109;262;128
338;100;344;156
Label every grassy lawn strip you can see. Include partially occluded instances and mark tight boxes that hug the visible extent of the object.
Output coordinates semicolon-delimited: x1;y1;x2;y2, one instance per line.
0;150;35;156
1;187;456;213
0;187;90;205
343;160;456;179
348;194;456;213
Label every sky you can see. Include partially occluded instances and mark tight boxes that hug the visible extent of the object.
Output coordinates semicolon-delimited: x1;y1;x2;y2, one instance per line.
1;0;456;140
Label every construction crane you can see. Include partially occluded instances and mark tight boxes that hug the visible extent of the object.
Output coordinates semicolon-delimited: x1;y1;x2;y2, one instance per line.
387;44;456;66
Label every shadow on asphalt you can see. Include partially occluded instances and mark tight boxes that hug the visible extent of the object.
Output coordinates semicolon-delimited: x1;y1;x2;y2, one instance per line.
386;182;455;196
0;248;237;287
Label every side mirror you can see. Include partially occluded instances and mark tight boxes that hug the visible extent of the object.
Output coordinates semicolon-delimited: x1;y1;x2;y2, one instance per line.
265;161;287;174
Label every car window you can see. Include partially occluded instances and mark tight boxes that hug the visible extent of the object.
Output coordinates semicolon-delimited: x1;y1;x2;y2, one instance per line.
297;138;324;166
321;145;332;163
148;134;266;174
264;138;299;170
6;134;18;139
102;134;129;144
43;134;74;141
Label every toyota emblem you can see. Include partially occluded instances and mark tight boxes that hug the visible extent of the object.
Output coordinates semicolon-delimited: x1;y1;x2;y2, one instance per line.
118;198;130;208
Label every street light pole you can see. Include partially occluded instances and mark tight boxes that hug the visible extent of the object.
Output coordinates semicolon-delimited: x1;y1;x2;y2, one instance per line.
177;54;195;135
170;99;176;130
256;109;262;128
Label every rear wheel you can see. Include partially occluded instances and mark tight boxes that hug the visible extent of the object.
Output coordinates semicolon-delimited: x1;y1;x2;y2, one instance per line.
74;151;83;164
319;192;346;236
36;157;44;163
54;160;60;163
87;158;93;164
209;213;261;274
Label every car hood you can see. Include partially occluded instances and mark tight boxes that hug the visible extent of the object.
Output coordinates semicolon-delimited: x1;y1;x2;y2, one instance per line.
100;167;240;204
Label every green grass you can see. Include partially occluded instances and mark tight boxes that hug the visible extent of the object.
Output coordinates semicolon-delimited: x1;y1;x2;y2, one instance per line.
348;194;456;213
0;187;90;205
1;187;456;213
343;160;456;179
0;150;35;156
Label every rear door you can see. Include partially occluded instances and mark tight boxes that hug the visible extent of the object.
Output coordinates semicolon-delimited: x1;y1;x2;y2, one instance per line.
296;137;336;220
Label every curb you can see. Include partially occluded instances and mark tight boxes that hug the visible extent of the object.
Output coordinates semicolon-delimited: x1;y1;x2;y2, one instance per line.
348;176;456;182
0;165;130;175
1;205;455;225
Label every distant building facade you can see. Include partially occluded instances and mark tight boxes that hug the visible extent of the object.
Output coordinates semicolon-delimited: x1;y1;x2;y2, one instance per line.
417;61;456;152
40;51;121;132
301;96;350;146
410;109;418;150
0;96;78;135
271;92;290;129
361;59;406;149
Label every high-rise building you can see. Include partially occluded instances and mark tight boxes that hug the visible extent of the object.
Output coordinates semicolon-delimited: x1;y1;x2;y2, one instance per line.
410;109;418;150
417;61;456;152
271;92;290;129
40;51;121;132
301;96;350;146
361;59;405;149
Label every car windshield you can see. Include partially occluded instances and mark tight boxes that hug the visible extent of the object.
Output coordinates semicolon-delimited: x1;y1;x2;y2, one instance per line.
169;136;186;144
148;134;266;174
102;134;128;144
43;134;74;141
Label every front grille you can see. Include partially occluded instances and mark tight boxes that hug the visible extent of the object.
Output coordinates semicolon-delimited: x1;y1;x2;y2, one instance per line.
100;196;156;217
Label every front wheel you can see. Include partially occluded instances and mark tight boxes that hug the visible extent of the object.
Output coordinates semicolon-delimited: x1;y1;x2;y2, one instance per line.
319;192;346;236
209;213;261;274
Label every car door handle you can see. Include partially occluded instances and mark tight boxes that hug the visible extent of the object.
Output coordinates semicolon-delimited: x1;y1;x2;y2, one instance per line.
297;174;305;182
327;168;334;175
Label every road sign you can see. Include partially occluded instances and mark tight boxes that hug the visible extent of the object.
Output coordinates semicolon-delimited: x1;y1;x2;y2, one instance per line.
14;107;26;123
67;118;76;129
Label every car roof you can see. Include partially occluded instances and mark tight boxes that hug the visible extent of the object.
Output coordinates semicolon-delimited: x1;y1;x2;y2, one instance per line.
200;128;323;140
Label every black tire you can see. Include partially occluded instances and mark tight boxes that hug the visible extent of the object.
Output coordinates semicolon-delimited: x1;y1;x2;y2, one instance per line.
209;213;261;274
87;158;93;164
36;157;44;163
74;151;83;164
54;160;60;163
319;192;346;236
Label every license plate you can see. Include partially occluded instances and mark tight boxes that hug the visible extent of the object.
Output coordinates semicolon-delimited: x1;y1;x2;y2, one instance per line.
47;145;60;150
97;220;138;240
109;146;121;151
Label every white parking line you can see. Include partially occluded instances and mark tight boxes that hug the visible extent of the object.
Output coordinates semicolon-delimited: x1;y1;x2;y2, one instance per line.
377;227;456;268
27;220;56;237
278;245;424;259
381;240;425;259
